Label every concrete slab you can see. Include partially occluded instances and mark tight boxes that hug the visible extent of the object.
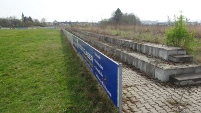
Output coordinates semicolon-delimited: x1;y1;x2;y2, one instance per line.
169;55;193;63
170;73;201;85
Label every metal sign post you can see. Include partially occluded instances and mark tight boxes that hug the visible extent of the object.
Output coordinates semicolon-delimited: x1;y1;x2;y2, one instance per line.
118;63;122;113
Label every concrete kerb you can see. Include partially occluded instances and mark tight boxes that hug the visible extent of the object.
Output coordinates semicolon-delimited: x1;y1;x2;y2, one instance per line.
116;39;123;48
131;56;138;69
136;43;141;52
121;49;201;81
131;42;137;51
155;65;201;81
168;55;193;63
115;49;122;59
123;52;131;63
126;53;133;65
71;30;201;82
82;31;188;61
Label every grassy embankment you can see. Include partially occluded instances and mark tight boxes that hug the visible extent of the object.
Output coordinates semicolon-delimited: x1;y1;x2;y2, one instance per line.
75;25;201;62
0;29;117;113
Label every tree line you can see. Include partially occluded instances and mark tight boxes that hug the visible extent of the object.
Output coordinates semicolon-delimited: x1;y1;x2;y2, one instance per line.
0;13;46;28
100;8;141;25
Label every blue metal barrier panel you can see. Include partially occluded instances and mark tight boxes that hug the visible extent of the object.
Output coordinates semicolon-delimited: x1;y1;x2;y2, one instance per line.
72;35;119;106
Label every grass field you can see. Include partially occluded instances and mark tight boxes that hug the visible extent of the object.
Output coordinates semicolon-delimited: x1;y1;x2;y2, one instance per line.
0;29;116;113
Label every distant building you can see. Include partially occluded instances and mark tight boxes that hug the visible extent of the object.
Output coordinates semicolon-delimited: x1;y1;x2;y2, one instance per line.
46;22;53;26
188;22;200;26
141;20;158;25
157;22;168;26
141;20;175;26
58;21;97;26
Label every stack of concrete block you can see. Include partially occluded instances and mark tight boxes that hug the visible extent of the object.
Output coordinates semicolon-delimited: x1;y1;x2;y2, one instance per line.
67;29;201;86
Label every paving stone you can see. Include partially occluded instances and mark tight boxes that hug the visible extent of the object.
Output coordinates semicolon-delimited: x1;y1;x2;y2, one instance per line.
129;105;137;112
122;105;129;111
122;67;201;113
157;109;167;113
155;100;166;107
139;106;149;112
182;108;191;113
127;87;133;91
126;93;133;98
123;91;128;95
146;99;157;106
122;108;131;113
164;101;174;108
192;110;201;113
154;91;163;96
147;108;157;113
138;98;147;104
135;103;144;108
135;111;143;113
142;95;151;100
144;103;152;109
153;105;164;110
162;106;173;112
130;90;135;95
193;106;201;111
126;101;133;106
185;105;198;112
131;87;140;91
133;94;141;99
150;96;163;101
167;112;176;113
145;90;154;95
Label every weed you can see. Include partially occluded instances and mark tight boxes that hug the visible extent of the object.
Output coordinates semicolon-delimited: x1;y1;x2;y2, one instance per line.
166;13;195;49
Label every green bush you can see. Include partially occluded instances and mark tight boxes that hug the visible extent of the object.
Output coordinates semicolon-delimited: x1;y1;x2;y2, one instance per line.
166;14;194;48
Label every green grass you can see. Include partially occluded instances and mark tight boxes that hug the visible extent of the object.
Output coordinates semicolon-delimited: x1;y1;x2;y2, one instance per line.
0;29;117;113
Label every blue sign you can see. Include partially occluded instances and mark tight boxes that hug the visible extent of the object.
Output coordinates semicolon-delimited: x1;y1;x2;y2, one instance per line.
71;34;121;107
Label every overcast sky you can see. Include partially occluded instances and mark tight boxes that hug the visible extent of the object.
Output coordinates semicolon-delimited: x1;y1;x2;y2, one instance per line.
0;0;200;22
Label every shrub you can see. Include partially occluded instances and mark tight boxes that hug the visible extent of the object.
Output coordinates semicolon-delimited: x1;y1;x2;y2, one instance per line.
166;14;194;48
